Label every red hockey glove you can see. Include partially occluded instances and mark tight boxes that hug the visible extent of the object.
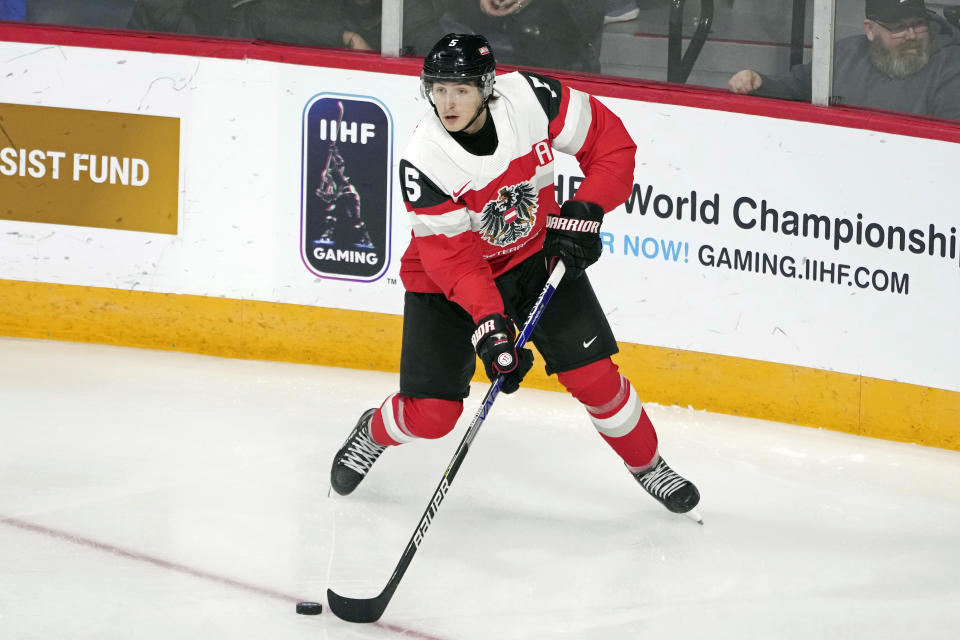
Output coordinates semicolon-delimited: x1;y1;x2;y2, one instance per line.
542;200;604;280
471;313;534;394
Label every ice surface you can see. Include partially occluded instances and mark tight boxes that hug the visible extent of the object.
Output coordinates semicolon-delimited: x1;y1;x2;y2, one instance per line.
1;337;958;639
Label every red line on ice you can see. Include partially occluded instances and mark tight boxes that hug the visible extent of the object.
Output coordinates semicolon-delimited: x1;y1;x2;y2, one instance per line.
1;516;450;640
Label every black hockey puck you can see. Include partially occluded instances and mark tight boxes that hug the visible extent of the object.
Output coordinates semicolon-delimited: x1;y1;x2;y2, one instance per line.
296;601;323;615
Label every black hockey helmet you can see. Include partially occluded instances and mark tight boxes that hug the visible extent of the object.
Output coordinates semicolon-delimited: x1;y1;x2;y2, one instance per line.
421;33;496;102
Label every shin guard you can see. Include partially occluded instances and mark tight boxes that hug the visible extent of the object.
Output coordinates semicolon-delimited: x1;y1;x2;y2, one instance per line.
369;393;463;446
556;359;658;468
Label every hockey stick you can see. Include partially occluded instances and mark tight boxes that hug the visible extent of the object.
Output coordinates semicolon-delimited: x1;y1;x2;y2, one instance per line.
327;260;567;623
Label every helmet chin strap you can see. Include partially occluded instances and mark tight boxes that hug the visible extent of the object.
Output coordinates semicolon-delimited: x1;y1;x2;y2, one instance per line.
459;101;489;133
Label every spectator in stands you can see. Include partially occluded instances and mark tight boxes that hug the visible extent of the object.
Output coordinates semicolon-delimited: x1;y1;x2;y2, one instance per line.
246;0;381;50
0;0;26;21
440;0;604;73
128;0;441;54
728;0;960;120
308;0;441;55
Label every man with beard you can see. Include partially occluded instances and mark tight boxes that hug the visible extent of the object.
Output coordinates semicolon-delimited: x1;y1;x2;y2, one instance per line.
727;0;960;121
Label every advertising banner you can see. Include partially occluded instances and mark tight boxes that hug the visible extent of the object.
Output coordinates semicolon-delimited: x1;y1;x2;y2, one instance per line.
0;40;957;394
572;103;960;393
0;103;179;234
300;94;393;282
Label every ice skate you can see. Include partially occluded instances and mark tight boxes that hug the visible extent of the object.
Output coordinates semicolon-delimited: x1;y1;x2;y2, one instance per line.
632;455;702;523
330;408;386;495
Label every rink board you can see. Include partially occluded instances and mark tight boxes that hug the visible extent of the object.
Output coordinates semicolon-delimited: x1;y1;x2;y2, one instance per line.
0;24;958;449
0;278;956;451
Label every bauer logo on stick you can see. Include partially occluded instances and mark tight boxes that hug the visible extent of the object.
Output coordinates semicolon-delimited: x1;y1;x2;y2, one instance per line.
301;94;393;282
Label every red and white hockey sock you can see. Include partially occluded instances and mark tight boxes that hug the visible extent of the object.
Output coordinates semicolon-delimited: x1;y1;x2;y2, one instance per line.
556;359;658;469
368;393;463;446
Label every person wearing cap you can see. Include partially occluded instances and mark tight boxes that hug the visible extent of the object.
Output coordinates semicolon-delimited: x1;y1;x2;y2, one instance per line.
728;0;960;121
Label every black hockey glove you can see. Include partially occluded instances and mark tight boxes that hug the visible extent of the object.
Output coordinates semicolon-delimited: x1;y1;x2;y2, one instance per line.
542;200;605;280
471;313;534;394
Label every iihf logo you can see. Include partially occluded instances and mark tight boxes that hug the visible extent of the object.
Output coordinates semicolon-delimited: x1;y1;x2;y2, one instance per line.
480;182;537;247
301;94;393;282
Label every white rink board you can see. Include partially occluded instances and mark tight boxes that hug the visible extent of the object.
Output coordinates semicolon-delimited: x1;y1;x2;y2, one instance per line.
578;103;960;394
0;41;958;392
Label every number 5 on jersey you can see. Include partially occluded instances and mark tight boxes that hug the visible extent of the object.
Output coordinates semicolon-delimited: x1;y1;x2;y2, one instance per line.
399;159;449;208
403;165;421;202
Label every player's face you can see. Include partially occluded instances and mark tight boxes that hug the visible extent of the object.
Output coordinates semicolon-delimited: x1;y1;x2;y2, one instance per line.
431;82;485;133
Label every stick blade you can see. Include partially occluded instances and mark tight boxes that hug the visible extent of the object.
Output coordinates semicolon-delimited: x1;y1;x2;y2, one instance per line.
326;588;388;623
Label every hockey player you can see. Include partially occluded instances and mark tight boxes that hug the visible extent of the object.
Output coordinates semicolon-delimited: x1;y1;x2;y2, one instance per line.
330;33;700;518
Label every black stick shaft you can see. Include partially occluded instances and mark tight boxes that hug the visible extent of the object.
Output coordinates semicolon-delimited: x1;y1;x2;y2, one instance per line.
327;261;566;623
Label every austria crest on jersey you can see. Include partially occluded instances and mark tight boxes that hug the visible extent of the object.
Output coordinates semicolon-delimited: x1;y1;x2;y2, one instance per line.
301;94;393;281
480;182;538;247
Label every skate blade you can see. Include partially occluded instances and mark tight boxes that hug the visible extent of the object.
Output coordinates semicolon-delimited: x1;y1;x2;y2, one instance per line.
685;508;704;525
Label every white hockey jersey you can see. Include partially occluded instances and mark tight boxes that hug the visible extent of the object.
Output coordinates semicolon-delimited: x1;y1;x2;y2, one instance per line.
398;70;636;321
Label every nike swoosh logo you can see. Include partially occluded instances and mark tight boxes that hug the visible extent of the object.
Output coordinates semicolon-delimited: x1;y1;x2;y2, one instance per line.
452;182;470;200
583;336;598;349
